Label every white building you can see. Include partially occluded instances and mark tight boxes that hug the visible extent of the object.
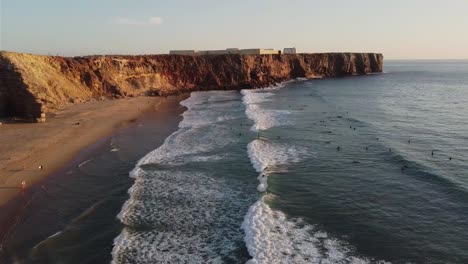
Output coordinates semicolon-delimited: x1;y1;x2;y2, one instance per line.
283;47;297;54
240;48;280;55
169;48;281;55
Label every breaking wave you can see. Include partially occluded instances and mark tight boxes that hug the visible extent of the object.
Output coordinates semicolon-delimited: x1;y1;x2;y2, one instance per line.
113;87;386;264
241;87;382;264
242;197;383;264
247;139;308;173
112;90;257;263
241;89;292;131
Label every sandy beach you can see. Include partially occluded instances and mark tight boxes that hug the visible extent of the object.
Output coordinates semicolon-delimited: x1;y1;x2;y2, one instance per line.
0;95;185;263
0;97;163;206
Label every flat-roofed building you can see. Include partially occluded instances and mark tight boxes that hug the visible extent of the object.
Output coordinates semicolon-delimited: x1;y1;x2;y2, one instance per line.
169;48;281;55
198;50;233;55
283;47;297;54
239;49;280;55
169;50;197;55
225;48;241;54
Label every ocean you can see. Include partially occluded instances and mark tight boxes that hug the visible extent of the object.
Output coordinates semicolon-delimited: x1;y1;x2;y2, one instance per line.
3;60;468;263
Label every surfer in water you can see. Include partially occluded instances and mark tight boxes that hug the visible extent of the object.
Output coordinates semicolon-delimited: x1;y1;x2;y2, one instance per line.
257;172;268;192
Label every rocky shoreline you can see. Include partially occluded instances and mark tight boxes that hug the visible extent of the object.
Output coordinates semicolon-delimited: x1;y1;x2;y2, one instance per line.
0;51;383;120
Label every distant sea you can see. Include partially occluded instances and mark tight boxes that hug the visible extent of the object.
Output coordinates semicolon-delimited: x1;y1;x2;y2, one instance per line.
4;61;468;264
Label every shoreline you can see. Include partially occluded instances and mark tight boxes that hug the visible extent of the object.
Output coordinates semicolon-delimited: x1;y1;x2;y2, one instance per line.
0;96;164;206
0;96;186;262
0;51;383;120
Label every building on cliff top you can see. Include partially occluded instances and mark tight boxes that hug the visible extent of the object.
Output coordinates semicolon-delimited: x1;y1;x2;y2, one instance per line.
169;48;281;55
283;47;297;54
169;50;197;55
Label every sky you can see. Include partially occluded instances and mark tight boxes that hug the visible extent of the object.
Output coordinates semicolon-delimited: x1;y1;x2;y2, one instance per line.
1;0;468;59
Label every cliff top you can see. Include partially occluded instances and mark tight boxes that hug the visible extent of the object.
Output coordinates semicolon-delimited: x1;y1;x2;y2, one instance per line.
0;51;383;119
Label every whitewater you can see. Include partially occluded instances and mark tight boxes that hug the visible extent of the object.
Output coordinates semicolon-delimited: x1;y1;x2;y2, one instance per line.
7;61;468;264
111;84;386;264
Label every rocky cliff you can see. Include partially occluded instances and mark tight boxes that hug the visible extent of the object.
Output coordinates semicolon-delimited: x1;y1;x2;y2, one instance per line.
0;51;383;119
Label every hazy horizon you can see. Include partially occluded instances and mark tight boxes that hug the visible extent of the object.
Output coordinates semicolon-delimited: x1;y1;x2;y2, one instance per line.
1;0;467;60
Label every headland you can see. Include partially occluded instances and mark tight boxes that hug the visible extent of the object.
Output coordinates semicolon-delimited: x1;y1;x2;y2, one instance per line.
0;51;383;205
0;51;383;120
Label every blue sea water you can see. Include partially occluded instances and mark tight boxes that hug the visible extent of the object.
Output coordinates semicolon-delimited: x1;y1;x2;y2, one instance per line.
112;60;468;264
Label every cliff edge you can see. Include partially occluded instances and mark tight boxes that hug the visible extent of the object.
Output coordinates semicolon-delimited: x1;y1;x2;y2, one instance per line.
0;52;383;119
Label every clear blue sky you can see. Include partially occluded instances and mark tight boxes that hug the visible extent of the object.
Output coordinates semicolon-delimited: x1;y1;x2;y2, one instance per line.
1;0;467;59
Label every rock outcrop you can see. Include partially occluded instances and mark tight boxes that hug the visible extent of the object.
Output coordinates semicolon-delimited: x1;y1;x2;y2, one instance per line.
0;51;383;119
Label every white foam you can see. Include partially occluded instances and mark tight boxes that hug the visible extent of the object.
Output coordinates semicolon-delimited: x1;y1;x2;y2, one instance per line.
247;139;308;173
241;91;275;104
130;91;244;168
47;231;62;239
180;90;243;128
240;84;386;264
134;125;237;167
113;90;257;263
241;89;293;131
242;86;304;192
114;168;257;263
180;90;239;109
78;159;92;168
247;139;310;192
180;109;240;128
242;198;381;264
119;171;229;227
246;105;292;131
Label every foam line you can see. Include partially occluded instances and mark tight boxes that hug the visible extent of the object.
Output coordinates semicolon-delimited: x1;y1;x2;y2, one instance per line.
240;86;385;264
113;90;256;263
242;197;378;264
78;159;92;168
242;86;303;192
241;89;292;131
247;139;307;173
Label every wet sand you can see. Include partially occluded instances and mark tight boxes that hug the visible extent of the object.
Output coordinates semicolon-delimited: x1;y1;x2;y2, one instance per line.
0;95;186;263
0;97;164;206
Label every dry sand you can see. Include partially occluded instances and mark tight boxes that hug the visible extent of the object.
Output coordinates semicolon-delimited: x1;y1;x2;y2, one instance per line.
0;97;163;206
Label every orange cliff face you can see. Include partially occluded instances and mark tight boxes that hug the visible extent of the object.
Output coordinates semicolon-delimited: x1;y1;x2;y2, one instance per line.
0;51;383;119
